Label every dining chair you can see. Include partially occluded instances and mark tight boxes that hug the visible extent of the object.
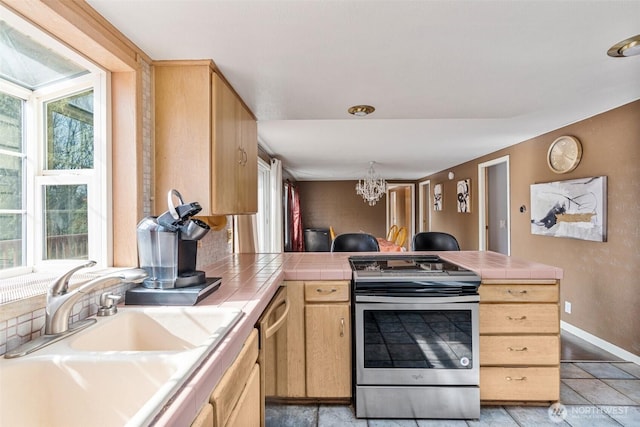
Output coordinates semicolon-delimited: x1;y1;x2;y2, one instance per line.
394;227;407;247
331;233;380;252
386;225;399;242
412;232;460;251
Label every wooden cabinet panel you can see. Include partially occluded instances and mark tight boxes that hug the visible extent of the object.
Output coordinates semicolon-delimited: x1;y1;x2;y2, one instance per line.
480;367;560;402
154;63;213;214
304;281;349;302
480;335;560;366
480;304;559;334
191;403;214;427
154;60;257;215
480;283;558;303
305;303;351;398
210;329;259;427
225;364;260;427
263;283;305;399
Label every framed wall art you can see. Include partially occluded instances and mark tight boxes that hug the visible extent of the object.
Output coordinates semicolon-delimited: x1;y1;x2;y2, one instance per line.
530;176;607;242
457;179;471;213
433;183;443;211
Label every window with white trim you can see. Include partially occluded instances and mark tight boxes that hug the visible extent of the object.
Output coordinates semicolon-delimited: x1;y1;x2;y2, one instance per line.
0;11;107;277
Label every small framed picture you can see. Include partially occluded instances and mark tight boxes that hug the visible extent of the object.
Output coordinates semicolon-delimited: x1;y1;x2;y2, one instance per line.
457;179;471;213
433;183;443;211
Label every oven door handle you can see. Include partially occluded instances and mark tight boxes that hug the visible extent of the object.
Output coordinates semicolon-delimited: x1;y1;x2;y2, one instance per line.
355;295;479;304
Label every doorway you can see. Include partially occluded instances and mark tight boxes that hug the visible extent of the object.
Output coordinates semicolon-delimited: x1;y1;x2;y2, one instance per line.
478;156;510;255
386;183;415;250
418;180;431;233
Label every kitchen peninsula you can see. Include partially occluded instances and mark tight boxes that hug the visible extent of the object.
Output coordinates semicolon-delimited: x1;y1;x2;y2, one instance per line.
154;250;562;426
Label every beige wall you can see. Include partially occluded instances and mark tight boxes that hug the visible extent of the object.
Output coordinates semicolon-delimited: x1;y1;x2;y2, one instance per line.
423;100;640;356
297;181;386;238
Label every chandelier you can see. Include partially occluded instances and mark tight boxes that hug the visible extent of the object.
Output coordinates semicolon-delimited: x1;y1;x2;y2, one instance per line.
356;161;387;206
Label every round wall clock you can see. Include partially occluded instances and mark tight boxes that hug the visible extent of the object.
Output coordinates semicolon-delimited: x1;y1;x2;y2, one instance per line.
547;135;582;174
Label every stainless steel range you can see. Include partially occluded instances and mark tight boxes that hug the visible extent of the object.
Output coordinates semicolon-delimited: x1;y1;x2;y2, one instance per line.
350;254;481;419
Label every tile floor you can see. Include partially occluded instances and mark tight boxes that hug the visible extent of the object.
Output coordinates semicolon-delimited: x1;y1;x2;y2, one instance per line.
266;332;640;426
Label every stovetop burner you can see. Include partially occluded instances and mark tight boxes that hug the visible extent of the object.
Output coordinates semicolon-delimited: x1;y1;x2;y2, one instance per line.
350;255;481;298
350;255;475;275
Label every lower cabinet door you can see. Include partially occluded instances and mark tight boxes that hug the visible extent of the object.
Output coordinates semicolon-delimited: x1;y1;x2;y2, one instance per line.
191;403;214;427
225;364;261;427
305;303;351;398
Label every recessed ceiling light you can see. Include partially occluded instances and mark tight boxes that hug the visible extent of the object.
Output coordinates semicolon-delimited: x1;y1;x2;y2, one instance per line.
607;34;640;57
348;105;375;116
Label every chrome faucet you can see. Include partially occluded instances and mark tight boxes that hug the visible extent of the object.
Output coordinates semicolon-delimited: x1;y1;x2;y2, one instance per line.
5;263;148;358
46;263;148;334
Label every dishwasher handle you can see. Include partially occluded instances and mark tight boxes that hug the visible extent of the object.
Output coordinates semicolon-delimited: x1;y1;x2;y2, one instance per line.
262;288;290;340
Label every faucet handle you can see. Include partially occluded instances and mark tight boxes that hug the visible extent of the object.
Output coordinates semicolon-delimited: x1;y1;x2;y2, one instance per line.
97;292;122;317
49;260;97;296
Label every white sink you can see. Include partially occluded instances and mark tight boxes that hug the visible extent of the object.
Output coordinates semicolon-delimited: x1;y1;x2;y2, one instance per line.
0;354;183;427
0;305;244;426
69;306;243;352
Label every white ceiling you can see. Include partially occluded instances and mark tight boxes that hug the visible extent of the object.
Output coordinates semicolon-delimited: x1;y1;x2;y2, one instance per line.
88;0;640;180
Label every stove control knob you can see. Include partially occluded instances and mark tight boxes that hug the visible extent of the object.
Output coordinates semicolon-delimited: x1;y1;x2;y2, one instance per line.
460;357;470;367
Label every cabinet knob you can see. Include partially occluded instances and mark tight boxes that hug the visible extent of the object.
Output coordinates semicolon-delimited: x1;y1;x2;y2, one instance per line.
340;317;345;337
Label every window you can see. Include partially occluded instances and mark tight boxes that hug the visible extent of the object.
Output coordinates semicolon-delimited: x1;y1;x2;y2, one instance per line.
0;12;107;277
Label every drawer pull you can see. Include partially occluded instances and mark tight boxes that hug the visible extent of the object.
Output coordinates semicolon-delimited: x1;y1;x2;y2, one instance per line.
507;315;527;321
507;289;528;295
508;346;528;352
317;288;337;293
340;317;345;337
506;376;527;381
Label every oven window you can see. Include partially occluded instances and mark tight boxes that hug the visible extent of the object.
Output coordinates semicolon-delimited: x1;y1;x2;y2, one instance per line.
363;310;473;369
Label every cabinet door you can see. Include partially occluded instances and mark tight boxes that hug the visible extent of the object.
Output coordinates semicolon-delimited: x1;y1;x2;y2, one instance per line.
305;303;351;398
236;103;257;213
211;72;240;214
224;364;260;427
155;63;212;214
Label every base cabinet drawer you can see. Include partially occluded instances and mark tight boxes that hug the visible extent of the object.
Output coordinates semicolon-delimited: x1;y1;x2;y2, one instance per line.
480;283;558;303
304;281;349;302
480;304;559;334
480;367;560;402
480;335;560;366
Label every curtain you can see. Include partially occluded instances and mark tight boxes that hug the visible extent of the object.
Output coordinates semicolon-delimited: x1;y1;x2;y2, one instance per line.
286;181;304;252
269;158;284;252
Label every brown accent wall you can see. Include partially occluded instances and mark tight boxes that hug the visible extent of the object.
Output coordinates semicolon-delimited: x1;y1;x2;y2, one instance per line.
297;181;386;238
423;100;640;356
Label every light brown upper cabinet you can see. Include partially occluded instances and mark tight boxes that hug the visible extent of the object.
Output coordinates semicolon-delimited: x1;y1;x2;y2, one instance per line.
154;60;257;215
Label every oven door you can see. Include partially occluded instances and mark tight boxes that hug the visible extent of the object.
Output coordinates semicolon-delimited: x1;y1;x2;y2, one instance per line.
355;296;479;386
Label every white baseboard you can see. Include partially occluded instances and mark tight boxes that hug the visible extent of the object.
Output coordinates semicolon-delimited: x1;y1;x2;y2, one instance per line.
561;321;640;365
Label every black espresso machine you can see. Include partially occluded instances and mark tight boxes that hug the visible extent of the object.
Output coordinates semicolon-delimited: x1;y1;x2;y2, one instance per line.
126;190;221;305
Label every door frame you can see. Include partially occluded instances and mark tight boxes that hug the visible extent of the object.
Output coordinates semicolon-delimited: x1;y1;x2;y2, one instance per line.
477;155;511;254
418;179;431;232
386;182;415;248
